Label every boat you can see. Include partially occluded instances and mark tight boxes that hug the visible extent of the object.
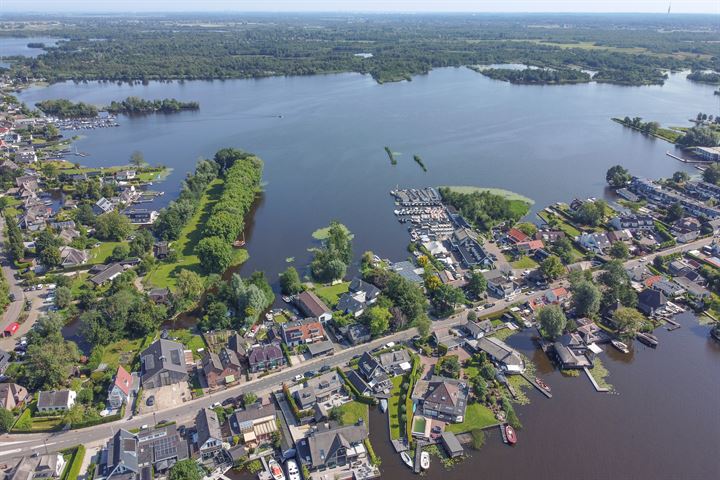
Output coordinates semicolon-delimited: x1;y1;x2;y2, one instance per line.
504;425;517;445
400;451;414;469
420;451;430;470
268;459;286;480
379;398;388;413
535;377;551;392
636;332;659;348
611;339;630;354
285;459;300;480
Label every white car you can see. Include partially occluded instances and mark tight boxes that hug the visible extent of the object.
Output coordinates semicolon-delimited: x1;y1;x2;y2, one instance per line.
293;374;303;382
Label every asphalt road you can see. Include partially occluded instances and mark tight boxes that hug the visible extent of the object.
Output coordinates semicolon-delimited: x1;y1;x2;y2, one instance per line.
0;234;714;459
0;215;26;333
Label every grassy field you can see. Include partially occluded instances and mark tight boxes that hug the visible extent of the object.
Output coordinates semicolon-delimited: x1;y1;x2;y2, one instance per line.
145;178;248;289
336;401;369;426
311;223;354;241
314;282;350;308
99;333;156;370
171;328;207;360
510;256;538;269
388;375;404;440
442;186;534;205
537;210;582;237
88;241;124;264
445;403;497;433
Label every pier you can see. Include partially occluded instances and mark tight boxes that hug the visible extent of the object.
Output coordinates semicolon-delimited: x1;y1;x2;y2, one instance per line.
520;373;553;399
583;367;609;393
665;151;706;165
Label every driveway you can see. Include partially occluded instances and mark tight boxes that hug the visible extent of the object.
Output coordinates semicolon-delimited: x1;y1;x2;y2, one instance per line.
138;384;191;415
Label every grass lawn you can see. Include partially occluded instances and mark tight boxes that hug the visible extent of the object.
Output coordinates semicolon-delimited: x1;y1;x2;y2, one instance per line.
312;223;353;241
69;273;89;296
336;401;369;426
445;403;497;433
170;328;207;360
441;186;534;205
537;210;582;237
99;333;156;370
314;282;350;308
88;241;124;264
145;178;248;289
511;256;538;269
388;375;404;440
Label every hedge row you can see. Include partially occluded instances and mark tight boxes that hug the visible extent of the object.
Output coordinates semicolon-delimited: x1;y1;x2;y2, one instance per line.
60;445;86;480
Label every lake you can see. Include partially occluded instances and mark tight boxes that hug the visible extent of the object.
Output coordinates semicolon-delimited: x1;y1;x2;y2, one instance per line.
14;64;720;479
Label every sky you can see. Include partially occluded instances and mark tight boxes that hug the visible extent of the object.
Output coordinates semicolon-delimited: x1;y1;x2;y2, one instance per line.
2;0;718;14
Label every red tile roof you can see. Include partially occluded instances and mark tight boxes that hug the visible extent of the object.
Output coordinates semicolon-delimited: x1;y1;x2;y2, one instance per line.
507;228;530;243
113;365;133;396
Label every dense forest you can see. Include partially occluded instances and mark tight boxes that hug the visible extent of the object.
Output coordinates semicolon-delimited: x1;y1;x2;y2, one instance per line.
35;97;199;117
106;96;199;114
687;70;720;85
2;14;718;86
473;67;591;85
438;187;529;231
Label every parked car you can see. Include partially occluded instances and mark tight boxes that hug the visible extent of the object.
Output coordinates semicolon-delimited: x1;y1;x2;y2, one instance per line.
320;365;331;373
304;370;316;378
146;396;155;406
293;374;303;382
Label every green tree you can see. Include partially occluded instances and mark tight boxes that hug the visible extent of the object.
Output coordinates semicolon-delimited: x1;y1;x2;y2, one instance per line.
94;212;132;241
196;236;233;274
169;459;202;480
0;408;14;433
571;280;601;318
54;286;73;309
243;392;258;406
537;304;567;339
24;339;79;390
703;163;720;185
109;244;130;262
363;305;391;337
606;165;631;188
540;255;565;280
279;266;304;295
130;150;146;167
612;306;644;337
609;241;629;260
40;245;62;268
665;202;685;223
672;171;690;184
466;271;487;298
174;269;204;311
574;200;606;226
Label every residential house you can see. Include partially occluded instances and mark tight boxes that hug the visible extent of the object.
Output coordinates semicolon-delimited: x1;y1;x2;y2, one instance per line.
356;352;392;393
296;423;369;473
97;424;188;480
637;289;667;316
412;375;468;423
473;337;525;374
390;260;424;284
6;454;65;480
484;270;518;299
140;339;188;389
667;260;690;276
93;197;114;215
672;217;701;243
422;240;449;257
609;214;655;232
280;318;325;347
89;263;124;286
37;390;76;413
229;402;278;446
577;232;611;254
0;383;29;410
630;177;720;219
153;241;169;259
148;288;170;305
575;318;610;345
59;246;88;268
673;276;711;299
607;229;633;244
227;333;249;362
116;170;136;181
307;340;334;358
295;291;332;322
551;339;593;370
247;343;285;373
294;371;344;410
195;408;224;460
651;279;685;298
344;323;371;346
516;239;544;254
432;327;465;351
377;349;412;375
122;208;158;225
692;147;720;162
545;287;569;304
506;227;529;244
535;230;565;243
15;148;37;164
108;365;136;410
450;228;494;269
336;278;380;317
202;348;242;388
464;319;493;339
58;227;80;245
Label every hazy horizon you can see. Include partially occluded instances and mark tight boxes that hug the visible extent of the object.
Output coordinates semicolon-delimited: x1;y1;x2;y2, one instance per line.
2;0;719;15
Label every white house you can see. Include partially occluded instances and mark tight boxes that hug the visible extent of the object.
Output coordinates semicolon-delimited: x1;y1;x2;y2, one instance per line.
107;365;135;409
577;232;611;254
37;390;76;413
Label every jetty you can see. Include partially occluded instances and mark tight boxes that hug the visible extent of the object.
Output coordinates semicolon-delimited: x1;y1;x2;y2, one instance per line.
520;373;553;399
583;367;609;393
636;331;659;348
665;151;706;165
413;442;423;474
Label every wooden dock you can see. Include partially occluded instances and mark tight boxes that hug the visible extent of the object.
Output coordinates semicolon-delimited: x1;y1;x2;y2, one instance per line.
520;373;553;399
666;151;706;164
413;442;422;474
583;367;609;393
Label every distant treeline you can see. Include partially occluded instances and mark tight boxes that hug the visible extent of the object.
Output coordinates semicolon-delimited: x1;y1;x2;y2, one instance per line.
687;70;720;85
35;97;199;118
6;15;719;87
474;67;591;85
106;96;199;114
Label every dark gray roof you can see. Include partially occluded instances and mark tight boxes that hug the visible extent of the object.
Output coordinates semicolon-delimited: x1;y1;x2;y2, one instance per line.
300;424;368;468
195;408;222;446
377;349;410;368
228;333;248;357
248;343;283;367
37;390;72;409
391;261;423;283
475;337;524;372
348;278;381;299
89;263;124;285
141;339;187;382
421;376;468;418
638;289;667;309
307;340;334;356
230;403;276;433
440;432;464;455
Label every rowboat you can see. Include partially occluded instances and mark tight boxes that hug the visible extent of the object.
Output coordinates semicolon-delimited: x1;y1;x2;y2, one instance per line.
420;451;430;470
400;451;414;469
504;424;517;445
268;459;286;480
611;339;629;354
535;377;551;392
